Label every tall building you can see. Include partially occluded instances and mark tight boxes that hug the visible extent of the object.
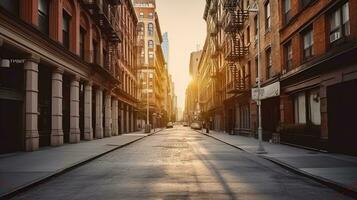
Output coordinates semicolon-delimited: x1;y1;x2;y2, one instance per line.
134;0;173;128
184;50;203;124
162;32;170;65
0;0;139;154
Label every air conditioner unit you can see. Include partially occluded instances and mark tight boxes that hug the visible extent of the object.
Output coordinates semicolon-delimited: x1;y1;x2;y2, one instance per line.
330;32;341;43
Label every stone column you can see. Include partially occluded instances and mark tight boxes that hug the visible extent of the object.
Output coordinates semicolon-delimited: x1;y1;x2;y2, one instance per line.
131;107;134;132
126;105;130;133
95;88;103;139
70;76;80;143
112;99;119;136
24;58;40;151
104;93;112;137
120;102;125;134
84;82;93;140
121;103;126;134
51;68;64;146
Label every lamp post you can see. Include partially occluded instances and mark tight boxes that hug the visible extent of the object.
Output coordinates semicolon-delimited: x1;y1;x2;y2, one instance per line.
248;2;266;154
144;65;151;133
152;112;157;132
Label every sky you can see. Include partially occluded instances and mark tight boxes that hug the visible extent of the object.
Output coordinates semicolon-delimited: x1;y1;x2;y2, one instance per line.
155;0;206;110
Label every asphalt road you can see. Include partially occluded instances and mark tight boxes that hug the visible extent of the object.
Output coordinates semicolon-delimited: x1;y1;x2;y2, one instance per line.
12;127;352;200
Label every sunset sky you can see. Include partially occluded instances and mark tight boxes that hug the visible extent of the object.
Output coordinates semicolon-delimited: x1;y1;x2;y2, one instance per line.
155;0;206;110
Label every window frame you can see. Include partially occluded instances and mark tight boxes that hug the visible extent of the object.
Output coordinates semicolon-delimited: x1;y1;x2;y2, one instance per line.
301;27;314;61
79;27;86;60
284;41;293;71
264;1;271;31
266;48;273;79
38;0;49;34
62;10;71;50
328;2;350;44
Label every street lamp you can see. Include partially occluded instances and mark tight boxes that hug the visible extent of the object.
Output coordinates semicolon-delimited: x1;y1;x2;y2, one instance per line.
248;2;266;154
144;65;151;133
152;113;157;131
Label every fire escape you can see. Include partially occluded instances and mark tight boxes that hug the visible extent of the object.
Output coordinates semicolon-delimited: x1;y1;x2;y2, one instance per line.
208;0;221;107
223;0;249;94
82;0;122;79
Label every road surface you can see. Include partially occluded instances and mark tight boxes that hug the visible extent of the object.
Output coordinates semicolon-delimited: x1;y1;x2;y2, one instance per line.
12;127;351;200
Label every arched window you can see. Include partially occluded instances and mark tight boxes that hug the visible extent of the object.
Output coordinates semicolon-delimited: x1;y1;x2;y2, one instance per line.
148;23;154;36
148;40;154;48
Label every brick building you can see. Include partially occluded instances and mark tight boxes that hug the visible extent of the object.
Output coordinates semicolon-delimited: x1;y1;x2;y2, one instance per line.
0;0;139;154
278;0;357;155
134;0;173;128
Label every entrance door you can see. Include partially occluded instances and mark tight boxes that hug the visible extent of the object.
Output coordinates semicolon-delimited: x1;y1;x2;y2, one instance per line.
262;97;280;141
327;80;357;155
0;99;22;153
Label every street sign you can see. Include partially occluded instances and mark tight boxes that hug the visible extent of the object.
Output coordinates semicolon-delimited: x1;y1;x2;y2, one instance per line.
252;81;280;101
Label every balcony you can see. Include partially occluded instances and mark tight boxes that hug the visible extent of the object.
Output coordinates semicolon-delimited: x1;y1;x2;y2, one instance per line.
223;0;238;10
82;0;122;42
224;36;248;62
227;66;249;94
211;42;219;58
224;10;248;33
210;23;218;37
209;0;218;15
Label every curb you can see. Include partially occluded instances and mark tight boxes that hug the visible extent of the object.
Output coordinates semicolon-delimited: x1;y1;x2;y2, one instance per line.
0;130;162;200
196;130;357;199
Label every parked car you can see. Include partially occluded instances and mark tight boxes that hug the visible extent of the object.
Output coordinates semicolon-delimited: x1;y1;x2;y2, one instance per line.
166;122;174;128
183;122;189;127
190;122;202;130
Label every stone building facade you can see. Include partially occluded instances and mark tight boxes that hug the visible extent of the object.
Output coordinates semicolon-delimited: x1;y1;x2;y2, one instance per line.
0;0;139;154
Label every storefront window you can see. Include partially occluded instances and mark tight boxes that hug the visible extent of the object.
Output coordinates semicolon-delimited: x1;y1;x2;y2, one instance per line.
294;92;306;124
293;89;321;125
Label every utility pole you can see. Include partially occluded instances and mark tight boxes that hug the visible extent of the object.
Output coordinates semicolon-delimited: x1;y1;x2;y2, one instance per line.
249;2;266;154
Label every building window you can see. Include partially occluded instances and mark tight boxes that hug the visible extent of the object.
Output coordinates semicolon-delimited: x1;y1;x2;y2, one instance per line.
149;12;153;18
139;12;144;18
293;89;321;125
38;0;49;34
149;52;154;59
93;40;98;64
284;41;292;71
0;0;19;16
294;92;307;124
148;23;154;36
148;40;154;48
265;1;271;31
103;49;109;69
80;27;86;60
246;26;250;44
329;2;350;43
302;28;313;60
255;56;258;78
62;11;71;50
266;48;273;79
284;0;292;24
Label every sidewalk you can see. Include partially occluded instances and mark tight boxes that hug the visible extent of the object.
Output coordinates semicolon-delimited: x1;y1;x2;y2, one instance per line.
199;130;357;196
0;129;161;198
